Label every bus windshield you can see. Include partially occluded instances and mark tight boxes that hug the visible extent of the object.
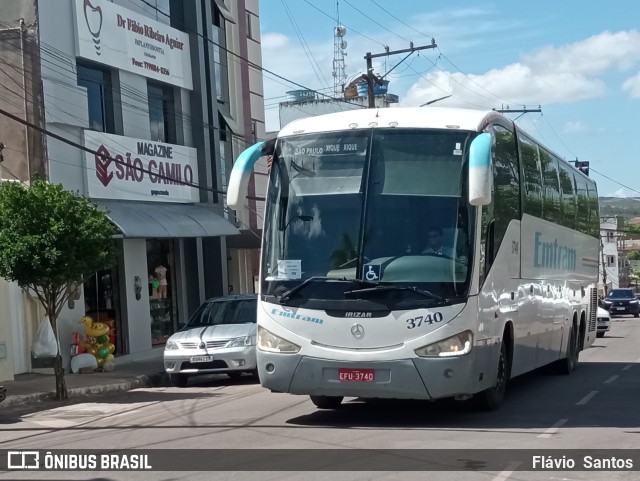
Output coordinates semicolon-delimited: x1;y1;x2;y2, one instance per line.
261;128;476;306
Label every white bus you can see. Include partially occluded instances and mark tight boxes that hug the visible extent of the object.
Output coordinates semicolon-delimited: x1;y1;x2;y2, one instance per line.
228;107;600;410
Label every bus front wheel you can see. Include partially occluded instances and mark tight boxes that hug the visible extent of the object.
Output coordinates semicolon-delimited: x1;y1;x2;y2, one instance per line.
474;341;508;411
310;395;343;409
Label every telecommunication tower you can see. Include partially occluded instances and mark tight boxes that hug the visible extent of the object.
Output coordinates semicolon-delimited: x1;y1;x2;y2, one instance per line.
332;2;347;97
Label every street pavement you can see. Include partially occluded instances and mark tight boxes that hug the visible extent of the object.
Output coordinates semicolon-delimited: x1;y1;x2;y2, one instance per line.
0;357;167;408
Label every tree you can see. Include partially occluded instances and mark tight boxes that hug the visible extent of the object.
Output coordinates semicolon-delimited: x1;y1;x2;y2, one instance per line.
0;180;116;400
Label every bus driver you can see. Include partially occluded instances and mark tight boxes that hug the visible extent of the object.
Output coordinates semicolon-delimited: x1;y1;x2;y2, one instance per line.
422;228;454;257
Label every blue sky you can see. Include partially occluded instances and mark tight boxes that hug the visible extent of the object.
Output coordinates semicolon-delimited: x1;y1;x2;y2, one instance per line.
259;0;640;198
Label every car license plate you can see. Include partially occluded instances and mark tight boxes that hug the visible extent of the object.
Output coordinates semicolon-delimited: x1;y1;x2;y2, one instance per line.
190;355;213;363
338;368;375;382
615;307;625;311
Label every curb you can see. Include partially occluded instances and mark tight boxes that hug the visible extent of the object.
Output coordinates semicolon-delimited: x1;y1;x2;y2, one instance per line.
1;371;168;408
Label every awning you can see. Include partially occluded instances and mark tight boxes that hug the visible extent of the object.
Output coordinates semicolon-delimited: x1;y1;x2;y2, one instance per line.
98;200;240;238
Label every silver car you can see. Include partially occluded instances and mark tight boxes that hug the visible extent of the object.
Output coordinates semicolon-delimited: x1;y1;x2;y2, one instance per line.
596;306;611;338
163;294;258;387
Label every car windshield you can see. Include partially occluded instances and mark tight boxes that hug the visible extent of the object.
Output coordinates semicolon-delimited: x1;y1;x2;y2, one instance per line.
607;290;635;299
186;299;257;327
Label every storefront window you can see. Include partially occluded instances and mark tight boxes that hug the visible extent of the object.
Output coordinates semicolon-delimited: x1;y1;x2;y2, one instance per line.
147;239;178;345
84;266;122;354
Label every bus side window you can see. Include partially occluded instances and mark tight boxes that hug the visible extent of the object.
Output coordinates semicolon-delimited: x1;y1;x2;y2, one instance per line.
480;125;520;285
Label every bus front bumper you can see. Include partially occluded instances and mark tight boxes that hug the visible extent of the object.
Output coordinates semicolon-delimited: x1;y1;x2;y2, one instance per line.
257;352;478;400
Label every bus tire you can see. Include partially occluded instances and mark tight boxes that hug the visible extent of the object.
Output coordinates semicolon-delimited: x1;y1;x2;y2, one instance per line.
555;324;578;374
310;395;343;409
474;341;508;411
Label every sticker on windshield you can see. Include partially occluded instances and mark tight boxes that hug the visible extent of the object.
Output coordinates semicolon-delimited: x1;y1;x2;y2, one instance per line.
453;142;462;156
277;260;302;280
362;264;381;282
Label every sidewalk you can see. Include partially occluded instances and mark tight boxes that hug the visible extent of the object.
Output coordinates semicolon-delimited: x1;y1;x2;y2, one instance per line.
0;358;167;408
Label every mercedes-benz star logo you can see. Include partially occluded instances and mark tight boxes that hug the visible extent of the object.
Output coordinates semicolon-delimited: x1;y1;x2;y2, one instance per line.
351;323;365;339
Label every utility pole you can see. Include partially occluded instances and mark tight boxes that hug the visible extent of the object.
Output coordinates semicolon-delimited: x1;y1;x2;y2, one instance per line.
363;42;437;108
600;236;608;296
493;105;542;121
0;143;5;183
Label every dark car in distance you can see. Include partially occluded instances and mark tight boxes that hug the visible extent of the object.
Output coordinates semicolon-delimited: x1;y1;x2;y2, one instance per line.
601;288;640;317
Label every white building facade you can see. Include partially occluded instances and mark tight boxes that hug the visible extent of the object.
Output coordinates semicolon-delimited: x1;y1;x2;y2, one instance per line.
0;0;266;377
599;216;621;295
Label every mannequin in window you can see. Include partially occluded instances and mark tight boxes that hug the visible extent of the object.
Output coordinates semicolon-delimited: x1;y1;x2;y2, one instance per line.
149;274;159;299
155;264;168;299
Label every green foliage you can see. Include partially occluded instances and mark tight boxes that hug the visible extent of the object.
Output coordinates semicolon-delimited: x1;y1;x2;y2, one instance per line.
330;233;358;269
625;222;640;236
627;250;640;261
0;180;116;290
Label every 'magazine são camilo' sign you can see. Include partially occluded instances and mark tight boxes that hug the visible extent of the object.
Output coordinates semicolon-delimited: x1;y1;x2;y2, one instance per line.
84;131;199;203
73;0;192;89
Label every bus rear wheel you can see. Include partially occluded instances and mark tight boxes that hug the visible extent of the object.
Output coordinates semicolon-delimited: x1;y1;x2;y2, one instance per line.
310;395;343;409
555;324;578;374
474;341;508;411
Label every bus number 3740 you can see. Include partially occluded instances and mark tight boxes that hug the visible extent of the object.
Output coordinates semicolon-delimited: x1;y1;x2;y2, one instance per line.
406;312;444;329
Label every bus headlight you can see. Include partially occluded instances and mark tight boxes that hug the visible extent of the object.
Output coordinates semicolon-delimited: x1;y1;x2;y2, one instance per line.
414;331;473;358
257;326;300;353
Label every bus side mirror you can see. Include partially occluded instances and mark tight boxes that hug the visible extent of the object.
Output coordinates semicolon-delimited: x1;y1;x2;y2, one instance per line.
227;141;266;210
468;132;492;206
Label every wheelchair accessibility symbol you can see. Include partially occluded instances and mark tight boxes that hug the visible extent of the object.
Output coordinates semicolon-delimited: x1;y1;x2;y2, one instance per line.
362;264;380;281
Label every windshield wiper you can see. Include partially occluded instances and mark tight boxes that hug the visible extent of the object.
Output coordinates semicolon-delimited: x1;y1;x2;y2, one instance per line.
343;285;448;304
279;276;347;304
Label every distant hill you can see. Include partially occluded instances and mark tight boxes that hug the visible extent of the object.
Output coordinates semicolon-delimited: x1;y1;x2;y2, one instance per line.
599;197;640;218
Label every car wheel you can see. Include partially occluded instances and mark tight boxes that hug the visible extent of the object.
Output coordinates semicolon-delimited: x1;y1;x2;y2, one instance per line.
169;373;189;387
310;395;343;409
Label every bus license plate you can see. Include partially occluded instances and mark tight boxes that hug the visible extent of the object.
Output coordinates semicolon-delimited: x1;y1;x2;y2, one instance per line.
190;355;213;363
338;368;374;382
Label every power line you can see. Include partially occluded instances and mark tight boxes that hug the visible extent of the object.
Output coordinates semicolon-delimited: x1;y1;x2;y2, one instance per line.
343;0;411;44
0;25;256;149
0;105;222;195
134;0;366;110
281;0;333;95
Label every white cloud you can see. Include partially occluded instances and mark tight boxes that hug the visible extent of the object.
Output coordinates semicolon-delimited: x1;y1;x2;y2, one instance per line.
610;187;635;198
400;66;605;109
623;71;640;97
262;32;291;50
560;121;605;135
261;7;640;131
523;31;640;75
562;121;588;134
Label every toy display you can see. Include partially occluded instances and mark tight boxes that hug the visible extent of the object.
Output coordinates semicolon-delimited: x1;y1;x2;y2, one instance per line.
70;316;117;372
